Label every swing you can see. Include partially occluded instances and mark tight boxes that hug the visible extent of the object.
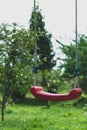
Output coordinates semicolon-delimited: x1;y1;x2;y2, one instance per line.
30;0;82;101
30;86;82;101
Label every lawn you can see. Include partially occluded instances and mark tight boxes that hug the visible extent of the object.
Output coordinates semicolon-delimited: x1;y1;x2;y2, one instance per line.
0;98;87;130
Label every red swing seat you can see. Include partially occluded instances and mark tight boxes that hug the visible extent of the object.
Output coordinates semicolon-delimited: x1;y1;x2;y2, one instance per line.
30;86;82;101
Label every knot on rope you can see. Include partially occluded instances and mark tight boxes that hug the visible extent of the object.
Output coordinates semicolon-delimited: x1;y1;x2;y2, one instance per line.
34;66;39;74
75;68;79;76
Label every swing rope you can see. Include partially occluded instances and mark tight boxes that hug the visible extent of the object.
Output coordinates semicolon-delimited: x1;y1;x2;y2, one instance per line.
74;0;79;88
33;0;39;86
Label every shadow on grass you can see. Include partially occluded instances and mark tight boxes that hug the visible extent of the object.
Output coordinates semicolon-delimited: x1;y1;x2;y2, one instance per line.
15;97;48;106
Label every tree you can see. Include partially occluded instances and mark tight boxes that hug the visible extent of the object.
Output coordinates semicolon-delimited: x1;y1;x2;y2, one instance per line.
78;35;87;93
56;35;87;93
0;23;33;120
29;6;56;87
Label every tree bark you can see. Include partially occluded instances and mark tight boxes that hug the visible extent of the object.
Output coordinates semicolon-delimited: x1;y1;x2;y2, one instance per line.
1;95;7;121
2;100;5;121
42;71;47;87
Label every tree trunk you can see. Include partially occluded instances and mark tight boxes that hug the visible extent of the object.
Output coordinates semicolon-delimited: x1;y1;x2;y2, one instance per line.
2;100;5;121
42;71;47;87
42;71;50;108
1;96;6;121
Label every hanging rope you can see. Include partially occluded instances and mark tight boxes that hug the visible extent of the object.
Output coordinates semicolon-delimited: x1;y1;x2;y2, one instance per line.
74;0;79;88
33;0;39;86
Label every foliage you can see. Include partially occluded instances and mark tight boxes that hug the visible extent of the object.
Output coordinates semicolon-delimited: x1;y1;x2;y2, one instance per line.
56;35;87;93
56;40;76;79
78;35;87;93
0;23;33;97
74;93;87;106
42;70;62;93
0;23;34;120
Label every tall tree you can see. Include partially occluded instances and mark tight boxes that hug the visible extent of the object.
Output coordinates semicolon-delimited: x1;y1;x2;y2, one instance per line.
29;6;56;87
56;35;87;93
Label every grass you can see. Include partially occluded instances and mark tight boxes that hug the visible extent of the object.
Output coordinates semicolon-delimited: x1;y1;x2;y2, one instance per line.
0;97;87;130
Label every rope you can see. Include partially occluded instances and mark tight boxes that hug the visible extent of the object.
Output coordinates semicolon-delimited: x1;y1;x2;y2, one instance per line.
33;0;39;86
34;0;37;66
74;0;79;88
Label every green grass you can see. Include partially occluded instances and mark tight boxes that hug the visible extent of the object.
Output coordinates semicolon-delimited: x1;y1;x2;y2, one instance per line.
0;99;87;130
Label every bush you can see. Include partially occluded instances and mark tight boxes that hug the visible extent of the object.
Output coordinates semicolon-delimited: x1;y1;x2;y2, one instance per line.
73;93;87;106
